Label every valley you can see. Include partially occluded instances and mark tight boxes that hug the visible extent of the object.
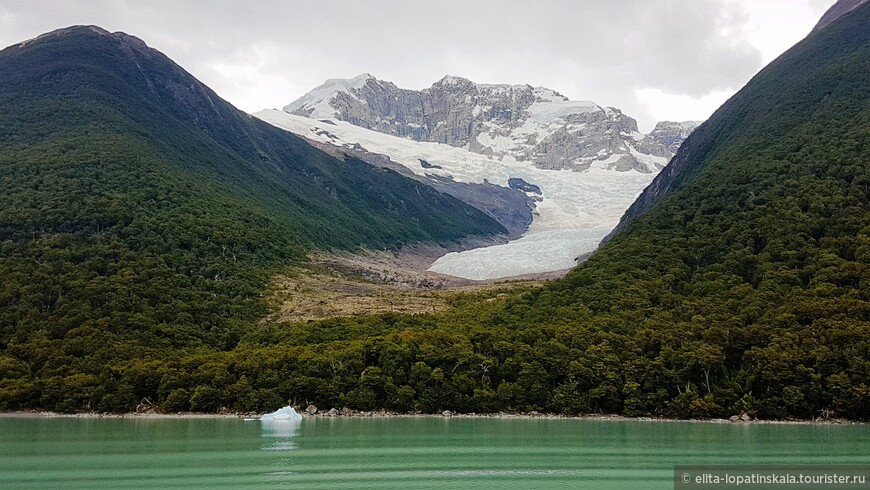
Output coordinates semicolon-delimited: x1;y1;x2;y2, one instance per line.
4;1;870;488
1;0;869;424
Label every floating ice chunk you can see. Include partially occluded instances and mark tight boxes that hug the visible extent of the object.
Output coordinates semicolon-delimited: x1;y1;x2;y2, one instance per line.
260;406;303;440
260;406;303;422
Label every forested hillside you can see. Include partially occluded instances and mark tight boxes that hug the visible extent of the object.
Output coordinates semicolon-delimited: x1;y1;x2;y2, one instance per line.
0;26;505;411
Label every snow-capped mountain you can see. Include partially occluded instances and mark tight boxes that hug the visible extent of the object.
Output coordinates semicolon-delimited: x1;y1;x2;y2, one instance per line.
257;75;699;280
284;74;691;174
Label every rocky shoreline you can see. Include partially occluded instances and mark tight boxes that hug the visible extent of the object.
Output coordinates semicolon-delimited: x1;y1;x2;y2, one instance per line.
2;407;861;425
295;406;860;425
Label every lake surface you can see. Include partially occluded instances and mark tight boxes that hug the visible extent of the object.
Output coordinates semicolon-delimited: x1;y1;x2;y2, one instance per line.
2;416;868;488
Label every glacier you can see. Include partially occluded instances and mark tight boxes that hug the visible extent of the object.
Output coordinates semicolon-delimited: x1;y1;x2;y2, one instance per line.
256;109;658;280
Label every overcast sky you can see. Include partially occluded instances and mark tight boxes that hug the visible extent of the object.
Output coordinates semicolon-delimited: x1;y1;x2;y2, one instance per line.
0;0;834;131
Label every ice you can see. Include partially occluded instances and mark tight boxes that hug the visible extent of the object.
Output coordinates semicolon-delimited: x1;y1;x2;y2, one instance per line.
259;406;302;447
429;228;611;280
260;406;303;422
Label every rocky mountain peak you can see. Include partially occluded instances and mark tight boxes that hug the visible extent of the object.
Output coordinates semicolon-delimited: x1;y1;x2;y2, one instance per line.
7;25;255;144
14;25;155;58
283;75;698;174
16;25;110;47
433;74;475;87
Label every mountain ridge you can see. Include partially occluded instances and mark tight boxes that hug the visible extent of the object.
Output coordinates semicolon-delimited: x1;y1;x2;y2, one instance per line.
283;73;698;174
0;25;504;246
813;0;869;31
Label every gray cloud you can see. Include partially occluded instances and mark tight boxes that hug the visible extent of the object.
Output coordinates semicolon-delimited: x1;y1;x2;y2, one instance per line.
0;0;828;130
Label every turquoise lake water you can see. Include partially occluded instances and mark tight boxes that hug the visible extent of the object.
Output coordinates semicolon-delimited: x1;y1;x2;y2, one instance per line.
1;416;868;488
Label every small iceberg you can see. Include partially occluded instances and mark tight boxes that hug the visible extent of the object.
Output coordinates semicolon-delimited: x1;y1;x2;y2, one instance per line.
260;406;303;443
260;406;303;422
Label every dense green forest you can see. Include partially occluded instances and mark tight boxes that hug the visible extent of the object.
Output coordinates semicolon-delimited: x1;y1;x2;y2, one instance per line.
0;27;504;410
2;5;870;421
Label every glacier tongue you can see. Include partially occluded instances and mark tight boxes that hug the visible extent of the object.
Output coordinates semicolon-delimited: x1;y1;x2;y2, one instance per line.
428;228;611;280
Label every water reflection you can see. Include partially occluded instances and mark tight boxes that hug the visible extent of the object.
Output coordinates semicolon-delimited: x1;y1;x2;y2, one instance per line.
260;420;302;450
